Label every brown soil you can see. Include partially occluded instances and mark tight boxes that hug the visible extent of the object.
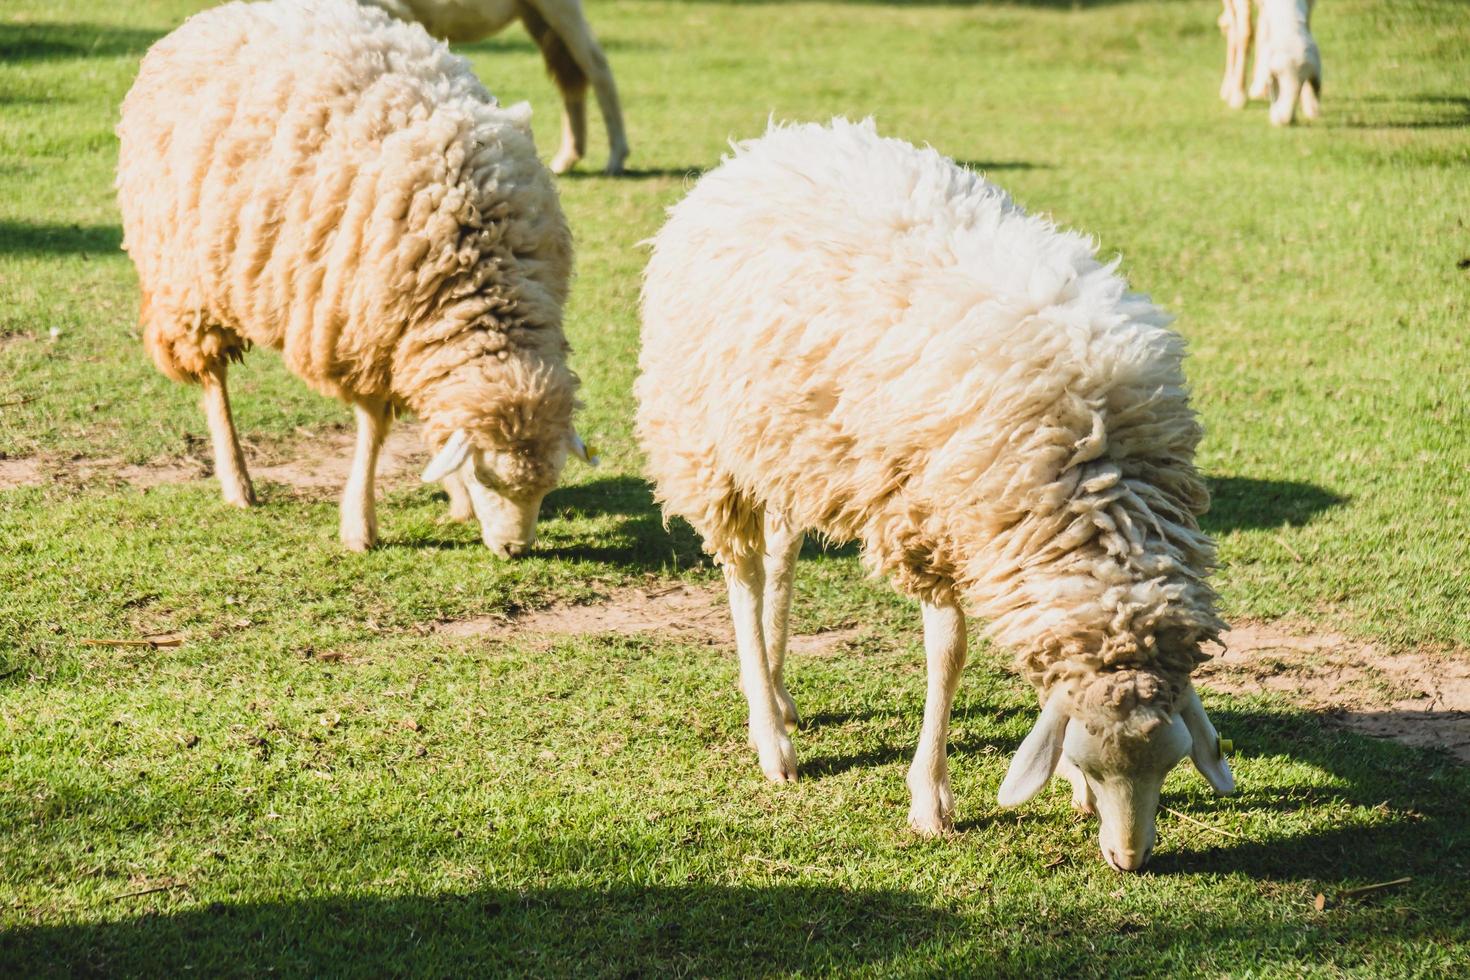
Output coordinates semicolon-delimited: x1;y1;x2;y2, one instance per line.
438;586;1470;762
0;422;429;497
435;582;864;656
1201;623;1470;763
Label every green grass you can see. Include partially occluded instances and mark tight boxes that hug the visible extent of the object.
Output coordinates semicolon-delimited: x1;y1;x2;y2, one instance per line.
2;0;1469;974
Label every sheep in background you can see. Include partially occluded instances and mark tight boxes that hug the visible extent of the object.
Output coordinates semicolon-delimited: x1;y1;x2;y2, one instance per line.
1218;0;1254;109
1254;0;1323;125
117;0;589;555
368;0;629;175
636;119;1236;872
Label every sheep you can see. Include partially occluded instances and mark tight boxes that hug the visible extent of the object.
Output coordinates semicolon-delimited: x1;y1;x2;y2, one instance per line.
366;0;629;175
116;0;589;556
635;119;1237;872
1253;0;1323;126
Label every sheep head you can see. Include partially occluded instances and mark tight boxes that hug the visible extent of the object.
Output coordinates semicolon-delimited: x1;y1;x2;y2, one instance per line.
997;683;1234;872
422;426;591;558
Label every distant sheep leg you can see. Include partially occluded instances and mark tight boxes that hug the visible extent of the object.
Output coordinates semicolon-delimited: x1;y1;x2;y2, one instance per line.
200;362;255;509
1247;3;1272;100
760;510;804;734
339;397;392;551
441;470;475;522
1270;70;1302;126
1219;0;1251;108
529;0;629;175
906;598;967;835
725;547;798;783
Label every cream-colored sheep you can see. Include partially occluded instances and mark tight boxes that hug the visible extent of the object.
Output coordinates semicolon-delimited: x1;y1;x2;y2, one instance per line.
117;0;588;555
636;119;1236;872
367;0;629;175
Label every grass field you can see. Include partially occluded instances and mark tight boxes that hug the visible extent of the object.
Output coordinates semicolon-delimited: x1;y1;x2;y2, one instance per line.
2;0;1469;974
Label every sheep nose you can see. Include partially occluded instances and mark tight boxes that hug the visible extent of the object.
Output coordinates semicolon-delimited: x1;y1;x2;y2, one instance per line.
492;539;532;559
1104;845;1152;872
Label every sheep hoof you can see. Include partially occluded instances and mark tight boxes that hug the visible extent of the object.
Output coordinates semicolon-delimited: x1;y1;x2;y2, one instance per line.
550;152;581;175
603;151;628;177
756;734;798;783
1226;91;1247;110
340;529;377;552
775;690;801;733
907;802;955;837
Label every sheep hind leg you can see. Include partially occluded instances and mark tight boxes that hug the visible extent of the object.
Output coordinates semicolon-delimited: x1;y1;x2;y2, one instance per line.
907;597;967;835
339;397;391;552
760;510;804;734
521;4;588;175
200;361;255;509
725;543;798;783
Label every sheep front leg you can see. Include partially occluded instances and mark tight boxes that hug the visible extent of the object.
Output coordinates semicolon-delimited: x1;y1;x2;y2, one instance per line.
907;598;967;835
200;361;255;509
761;510;804;733
725;548;798;783
530;1;629;175
1056;753;1096;815
339;397;391;551
441;470;475;522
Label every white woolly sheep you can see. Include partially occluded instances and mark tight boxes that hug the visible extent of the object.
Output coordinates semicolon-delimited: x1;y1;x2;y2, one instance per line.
1253;0;1322;126
117;0;590;555
636;119;1237;872
366;0;629;174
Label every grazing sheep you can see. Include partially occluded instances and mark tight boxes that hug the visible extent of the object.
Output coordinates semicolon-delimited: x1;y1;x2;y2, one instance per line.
636;119;1236;872
1254;0;1322;126
367;0;629;174
117;0;588;555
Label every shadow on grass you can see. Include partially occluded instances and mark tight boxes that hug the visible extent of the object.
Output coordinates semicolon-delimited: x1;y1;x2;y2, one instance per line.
1149;703;1470;887
1336;94;1470;130
540;476;865;568
0;22;164;62
1203;476;1346;533
0;221;123;257
0;883;960;976
558;166;709;181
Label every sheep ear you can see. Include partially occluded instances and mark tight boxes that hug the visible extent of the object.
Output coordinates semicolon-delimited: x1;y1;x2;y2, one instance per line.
422;429;473;484
999;691;1070;808
569;430;600;467
1182;686;1235;795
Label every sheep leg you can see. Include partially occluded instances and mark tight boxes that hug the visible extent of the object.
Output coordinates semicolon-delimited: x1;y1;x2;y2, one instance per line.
907;598;967;835
760;510;804;733
520;3;588;175
200;361;255;509
1219;0;1251;108
441;470;475;522
1270;71;1302;126
1247;4;1272;100
725;547;798;783
339;397;391;552
528;0;629;175
1056;753;1096;815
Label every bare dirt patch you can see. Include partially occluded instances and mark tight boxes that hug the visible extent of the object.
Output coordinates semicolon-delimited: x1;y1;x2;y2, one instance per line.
1201;622;1470;763
0;422;428;497
439;592;1469;762
435;582;865;656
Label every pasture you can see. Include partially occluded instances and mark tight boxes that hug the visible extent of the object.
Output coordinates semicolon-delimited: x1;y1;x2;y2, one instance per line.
2;0;1468;974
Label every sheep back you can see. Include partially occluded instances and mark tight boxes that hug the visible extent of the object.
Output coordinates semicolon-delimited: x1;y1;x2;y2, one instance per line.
637;119;1224;729
117;0;575;456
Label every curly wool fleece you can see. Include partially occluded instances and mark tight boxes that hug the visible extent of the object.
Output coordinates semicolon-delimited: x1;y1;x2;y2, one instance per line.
637;119;1225;735
116;0;578;489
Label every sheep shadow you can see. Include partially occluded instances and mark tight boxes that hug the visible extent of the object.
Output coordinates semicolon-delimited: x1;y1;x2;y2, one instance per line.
0;22;165;62
0;221;123;257
1145;703;1470;885
1335;94;1470;131
0;882;961;976
1202;476;1345;533
539;475;858;569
